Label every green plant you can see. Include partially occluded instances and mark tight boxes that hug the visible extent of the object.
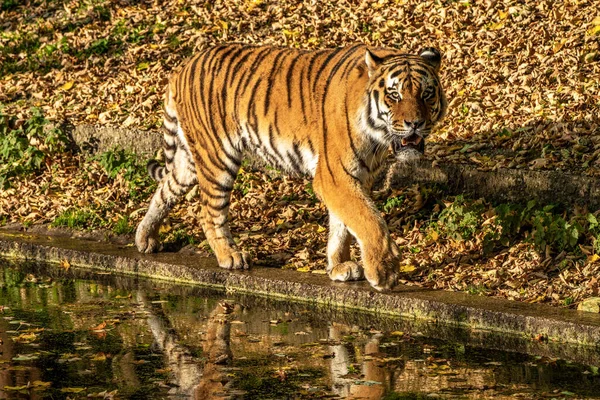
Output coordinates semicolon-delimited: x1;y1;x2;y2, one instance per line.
94;148;155;198
0;108;69;188
437;195;484;241
382;195;405;213
169;229;197;246
1;0;18;11
113;215;134;235
52;208;101;229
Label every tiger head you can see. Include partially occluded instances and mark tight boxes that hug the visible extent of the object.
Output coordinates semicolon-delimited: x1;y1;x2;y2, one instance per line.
362;47;447;162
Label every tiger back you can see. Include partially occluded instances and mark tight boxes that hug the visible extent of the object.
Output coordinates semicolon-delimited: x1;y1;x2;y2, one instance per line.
136;43;447;291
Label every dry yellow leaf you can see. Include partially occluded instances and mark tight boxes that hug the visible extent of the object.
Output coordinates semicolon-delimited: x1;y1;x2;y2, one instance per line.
399;264;416;273
61;81;74;91
588;25;600;36
60;259;70;270
587;254;600;264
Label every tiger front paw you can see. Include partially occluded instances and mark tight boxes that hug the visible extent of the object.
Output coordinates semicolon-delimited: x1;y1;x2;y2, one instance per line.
364;257;400;291
328;261;364;282
218;251;250;270
135;225;160;254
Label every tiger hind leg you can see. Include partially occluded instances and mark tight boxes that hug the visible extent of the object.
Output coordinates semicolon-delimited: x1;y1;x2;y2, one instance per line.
195;151;248;270
135;128;197;253
326;211;364;281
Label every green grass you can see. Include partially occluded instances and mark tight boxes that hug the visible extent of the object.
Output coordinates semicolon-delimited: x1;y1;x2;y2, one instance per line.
113;215;134;235
52;208;101;230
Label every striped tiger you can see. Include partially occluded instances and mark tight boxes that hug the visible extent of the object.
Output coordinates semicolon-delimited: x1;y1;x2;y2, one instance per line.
135;43;447;291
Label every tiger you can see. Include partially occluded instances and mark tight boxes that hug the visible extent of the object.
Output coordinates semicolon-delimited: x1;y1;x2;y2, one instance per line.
135;43;447;291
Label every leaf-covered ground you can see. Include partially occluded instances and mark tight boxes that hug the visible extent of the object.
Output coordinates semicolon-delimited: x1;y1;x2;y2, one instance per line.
1;0;599;171
2;0;600;308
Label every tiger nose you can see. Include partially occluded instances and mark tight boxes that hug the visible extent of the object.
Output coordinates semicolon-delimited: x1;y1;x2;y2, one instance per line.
404;120;425;130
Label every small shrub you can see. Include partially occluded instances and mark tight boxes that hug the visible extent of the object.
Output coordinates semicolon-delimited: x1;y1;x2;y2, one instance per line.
94;148;155;199
0;108;69;188
437;195;484;241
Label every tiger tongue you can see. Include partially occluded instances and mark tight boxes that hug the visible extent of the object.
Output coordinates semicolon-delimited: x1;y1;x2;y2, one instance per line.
401;134;422;147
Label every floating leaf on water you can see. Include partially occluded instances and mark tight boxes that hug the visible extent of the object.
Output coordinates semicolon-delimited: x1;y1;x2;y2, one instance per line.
91;353;107;361
60;387;86;393
90;321;107;331
12;332;37;343
353;380;382;386
12;354;39;361
3;385;28;391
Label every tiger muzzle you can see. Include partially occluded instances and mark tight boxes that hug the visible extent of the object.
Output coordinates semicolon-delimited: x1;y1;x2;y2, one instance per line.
391;132;425;156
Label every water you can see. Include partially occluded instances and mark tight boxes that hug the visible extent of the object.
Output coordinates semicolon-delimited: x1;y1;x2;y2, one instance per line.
1;262;600;399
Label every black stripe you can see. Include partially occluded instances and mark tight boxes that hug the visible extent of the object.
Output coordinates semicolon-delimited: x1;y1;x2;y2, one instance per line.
207;200;231;212
286;150;303;174
246;77;263;133
311;47;344;93
340;161;361;183
196;164;232;192
237;47;273;99
163;107;177;123
264;49;291;115
205;46;242;165
344;100;369;172
268;124;286;166
285;53;302;108
203;191;230;200
320;44;364;181
292;142;305;172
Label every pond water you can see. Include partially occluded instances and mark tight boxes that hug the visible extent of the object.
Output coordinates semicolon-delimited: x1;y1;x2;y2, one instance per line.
1;262;600;399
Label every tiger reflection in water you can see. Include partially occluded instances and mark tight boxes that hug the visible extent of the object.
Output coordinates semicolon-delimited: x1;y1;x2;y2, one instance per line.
143;295;240;399
146;296;397;399
328;322;399;399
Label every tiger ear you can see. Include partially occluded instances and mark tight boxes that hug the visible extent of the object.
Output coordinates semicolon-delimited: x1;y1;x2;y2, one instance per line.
419;47;442;72
365;49;384;76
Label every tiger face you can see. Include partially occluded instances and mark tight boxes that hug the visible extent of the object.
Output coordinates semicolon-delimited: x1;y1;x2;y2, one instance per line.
362;48;447;162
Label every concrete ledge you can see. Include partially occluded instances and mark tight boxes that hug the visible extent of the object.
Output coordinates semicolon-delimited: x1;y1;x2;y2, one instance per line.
1;230;600;351
387;160;600;209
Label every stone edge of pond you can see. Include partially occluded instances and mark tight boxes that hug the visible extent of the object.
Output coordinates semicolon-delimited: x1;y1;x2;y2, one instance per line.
1;229;600;347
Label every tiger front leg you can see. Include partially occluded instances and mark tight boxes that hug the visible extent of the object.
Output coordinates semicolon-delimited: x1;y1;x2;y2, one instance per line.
315;174;400;291
327;211;364;282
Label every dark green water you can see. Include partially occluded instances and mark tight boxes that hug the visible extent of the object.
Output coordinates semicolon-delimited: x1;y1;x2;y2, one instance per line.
1;263;600;399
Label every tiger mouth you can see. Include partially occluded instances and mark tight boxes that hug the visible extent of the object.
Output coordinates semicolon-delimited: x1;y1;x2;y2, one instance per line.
391;133;425;156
